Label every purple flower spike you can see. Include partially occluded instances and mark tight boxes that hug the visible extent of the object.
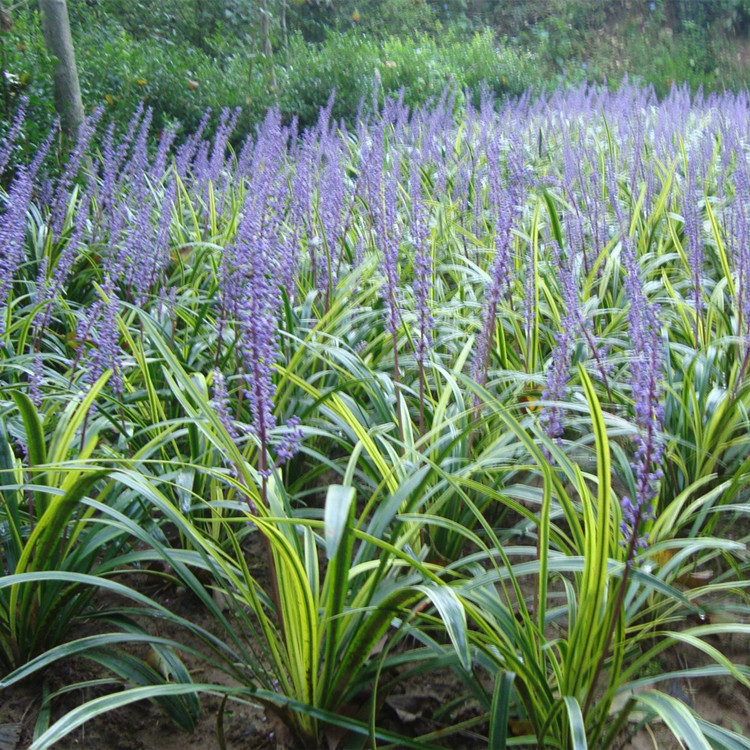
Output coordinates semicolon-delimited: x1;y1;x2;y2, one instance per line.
682;161;705;338
212;369;239;441
470;183;517;398
410;162;434;368
83;292;122;393
540;243;578;446
51;108;103;236
224;120;287;485
29;352;44;406
365;125;403;341
0;96;28;177
0;166;35;340
0;132;53;340
46;192;91;303
275;415;304;464
620;238;664;553
238;267;279;467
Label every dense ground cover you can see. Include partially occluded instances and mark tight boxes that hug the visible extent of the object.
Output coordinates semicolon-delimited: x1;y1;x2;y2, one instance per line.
2;84;750;748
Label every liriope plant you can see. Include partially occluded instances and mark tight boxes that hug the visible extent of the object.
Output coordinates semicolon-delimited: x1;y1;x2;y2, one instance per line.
0;373;112;669
443;369;750;749
0;377;201;738
58;325;475;750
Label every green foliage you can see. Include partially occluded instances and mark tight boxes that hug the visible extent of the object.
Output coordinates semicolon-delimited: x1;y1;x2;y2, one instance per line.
70;0;251;49
0;10;57;160
672;0;750;32
278;28;538;127
279;30;377;127
0;6;539;145
0;376;110;670
286;0;440;41
379;29;535;105
6;0;750;153
0;384;201;737
626;18;720;95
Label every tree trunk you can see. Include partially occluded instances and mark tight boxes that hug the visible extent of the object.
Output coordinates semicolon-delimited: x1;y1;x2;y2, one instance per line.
280;0;287;51
38;0;84;138
260;0;277;94
0;2;13;120
192;0;219;51
261;0;273;59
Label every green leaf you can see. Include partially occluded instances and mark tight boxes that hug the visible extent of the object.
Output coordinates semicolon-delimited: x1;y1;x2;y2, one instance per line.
414;584;471;672
542;189;564;247
330;587;421;705
9;390;48;514
489;672;515;750
696;718;750;750
13;471;106;575
84;647;200;731
28;684;209;750
9;390;47;469
320;485;357;703
637;691;711;750
324;484;356;561
563;696;587;750
47;370;111;468
0;419;23;561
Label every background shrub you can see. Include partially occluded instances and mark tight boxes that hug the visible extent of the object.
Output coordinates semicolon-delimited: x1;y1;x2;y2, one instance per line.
2;0;750;154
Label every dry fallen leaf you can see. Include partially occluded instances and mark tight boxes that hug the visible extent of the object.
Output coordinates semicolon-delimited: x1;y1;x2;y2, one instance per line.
652;548;713;587
0;723;22;750
508;718;534;736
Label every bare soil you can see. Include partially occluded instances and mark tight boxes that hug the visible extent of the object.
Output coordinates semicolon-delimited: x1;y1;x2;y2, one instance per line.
2;561;750;749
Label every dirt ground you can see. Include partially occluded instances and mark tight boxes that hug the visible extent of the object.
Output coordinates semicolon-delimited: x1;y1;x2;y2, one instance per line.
622;673;750;750
0;582;276;750
2;576;750;749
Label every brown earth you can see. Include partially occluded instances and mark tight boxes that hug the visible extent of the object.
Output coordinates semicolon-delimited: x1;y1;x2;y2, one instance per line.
2;563;750;749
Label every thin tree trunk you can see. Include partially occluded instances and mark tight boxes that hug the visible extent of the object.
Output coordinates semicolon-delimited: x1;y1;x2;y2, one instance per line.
261;0;272;58
0;3;12;120
38;0;84;138
280;0;287;51
193;0;218;50
260;0;277;94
